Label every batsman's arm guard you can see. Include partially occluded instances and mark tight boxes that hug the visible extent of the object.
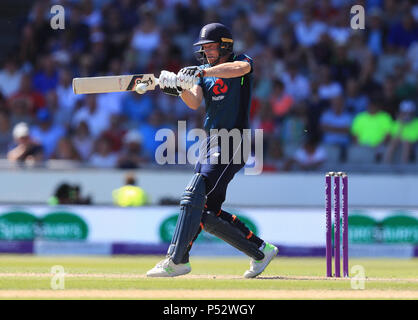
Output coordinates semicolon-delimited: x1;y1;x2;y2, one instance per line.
168;173;207;264
202;210;264;261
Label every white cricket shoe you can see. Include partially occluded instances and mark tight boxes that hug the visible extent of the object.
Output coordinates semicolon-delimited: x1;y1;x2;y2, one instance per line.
243;243;278;279
146;257;191;277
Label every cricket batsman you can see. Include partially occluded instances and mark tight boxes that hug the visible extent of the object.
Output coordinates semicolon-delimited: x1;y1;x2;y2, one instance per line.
144;23;278;278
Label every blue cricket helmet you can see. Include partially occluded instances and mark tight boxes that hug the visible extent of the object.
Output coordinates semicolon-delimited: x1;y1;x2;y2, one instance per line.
193;23;234;65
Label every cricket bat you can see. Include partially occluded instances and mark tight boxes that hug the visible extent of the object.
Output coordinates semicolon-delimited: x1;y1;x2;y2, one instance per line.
72;74;159;94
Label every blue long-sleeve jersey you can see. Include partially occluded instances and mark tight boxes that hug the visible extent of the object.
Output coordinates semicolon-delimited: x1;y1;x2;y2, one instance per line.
198;53;253;132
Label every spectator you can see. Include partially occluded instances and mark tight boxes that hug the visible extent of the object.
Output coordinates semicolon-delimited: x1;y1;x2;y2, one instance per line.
270;79;294;121
242;29;263;58
1;0;416;171
294;7;326;48
310;32;334;66
284;137;327;171
176;0;205;35
7;122;43;164
117;129;148;169
384;101;418;163
55;69;80;118
19;24;38;65
314;0;338;22
72;121;94;162
330;43;360;86
121;91;154;126
131;11;161;69
266;4;289;48
218;0;237;27
27;1;53;55
347;32;372;67
89;137;118;168
149;1;175;31
89;29;109;74
351;97;393;148
320;95;352;161
387;12;418;50
8;97;33;128
114;0;139;28
81;0;103;28
327;9;351;45
380;76;402;119
274;28;299;62
252;48;276;100
263;138;285;172
231;10;250;53
72;94;111;138
102;8;131;60
8;73;45;116
382;0;403;26
249;97;262;123
280;61;311;102
248;0;272;39
50;137;82;162
202;8;222;26
345;78;368;115
252;101;276;155
413;2;418;22
156;93;195;124
148;33;183;72
45;90;71;130
138;109;173;160
392;63;417;102
284;0;303;24
280;103;308;146
30;108;65;158
305;82;328;140
0;110;12;156
112;172;149;207
102;114;127;153
77;54;94;78
32;55;59;95
406;42;418;73
64;4;90;55
317;65;343;101
0;56;23;98
367;8;385;56
357;55;381;95
375;46;404;83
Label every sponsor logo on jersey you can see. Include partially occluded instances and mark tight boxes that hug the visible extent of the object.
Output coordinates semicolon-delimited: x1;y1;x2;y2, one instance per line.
212;79;228;95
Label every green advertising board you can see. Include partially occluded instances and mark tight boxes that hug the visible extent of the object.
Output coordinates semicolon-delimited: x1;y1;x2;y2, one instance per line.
0;211;39;240
334;211;418;244
0;210;88;241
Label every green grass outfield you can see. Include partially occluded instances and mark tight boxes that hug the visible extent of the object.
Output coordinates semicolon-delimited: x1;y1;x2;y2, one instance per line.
0;255;417;299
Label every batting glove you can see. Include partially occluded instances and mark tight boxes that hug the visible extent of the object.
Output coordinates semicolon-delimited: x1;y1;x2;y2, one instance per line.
177;66;205;90
159;70;182;96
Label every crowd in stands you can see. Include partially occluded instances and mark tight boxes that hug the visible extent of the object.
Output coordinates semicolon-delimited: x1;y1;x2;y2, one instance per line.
0;0;417;171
